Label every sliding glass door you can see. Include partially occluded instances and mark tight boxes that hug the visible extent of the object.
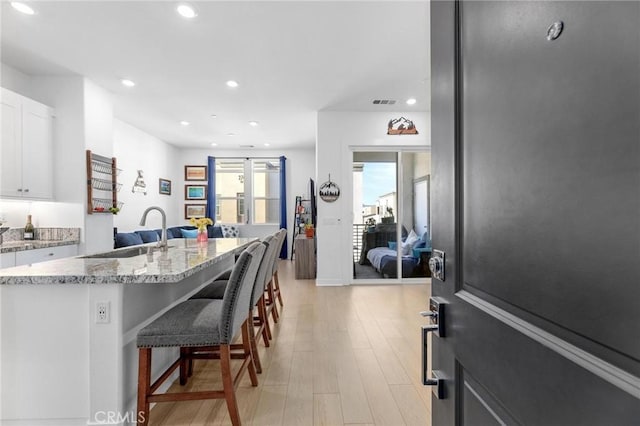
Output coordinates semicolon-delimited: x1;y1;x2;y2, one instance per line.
352;149;430;282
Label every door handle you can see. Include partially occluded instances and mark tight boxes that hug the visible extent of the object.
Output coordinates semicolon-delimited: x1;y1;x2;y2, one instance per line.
422;325;445;398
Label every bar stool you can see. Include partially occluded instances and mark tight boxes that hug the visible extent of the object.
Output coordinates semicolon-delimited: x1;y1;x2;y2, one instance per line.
136;242;265;426
265;229;287;322
189;235;277;373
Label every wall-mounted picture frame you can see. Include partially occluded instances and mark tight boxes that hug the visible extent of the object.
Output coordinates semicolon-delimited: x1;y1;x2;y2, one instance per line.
185;204;207;219
185;184;207;200
159;178;172;195
184;165;207;181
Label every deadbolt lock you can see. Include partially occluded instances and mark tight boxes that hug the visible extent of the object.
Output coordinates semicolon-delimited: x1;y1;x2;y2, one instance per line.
429;250;445;281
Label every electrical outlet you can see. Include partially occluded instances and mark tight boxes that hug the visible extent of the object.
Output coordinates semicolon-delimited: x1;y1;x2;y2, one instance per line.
96;301;110;324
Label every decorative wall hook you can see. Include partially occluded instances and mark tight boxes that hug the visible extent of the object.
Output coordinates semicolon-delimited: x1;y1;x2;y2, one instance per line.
132;169;147;195
319;174;340;202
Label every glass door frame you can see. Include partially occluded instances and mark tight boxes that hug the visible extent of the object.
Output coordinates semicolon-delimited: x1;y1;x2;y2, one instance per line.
349;145;430;285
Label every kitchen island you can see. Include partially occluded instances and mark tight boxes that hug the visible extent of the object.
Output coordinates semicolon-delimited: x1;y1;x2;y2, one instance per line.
0;238;256;426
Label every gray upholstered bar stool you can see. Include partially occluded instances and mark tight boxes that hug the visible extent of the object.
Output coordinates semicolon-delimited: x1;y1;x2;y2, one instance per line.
136;242;265;426
265;228;287;322
189;234;277;373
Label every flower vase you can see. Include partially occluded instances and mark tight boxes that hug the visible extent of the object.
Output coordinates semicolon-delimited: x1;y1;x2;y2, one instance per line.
197;229;208;243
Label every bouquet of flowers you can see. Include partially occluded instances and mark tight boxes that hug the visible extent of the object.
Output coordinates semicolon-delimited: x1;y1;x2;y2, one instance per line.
189;217;213;232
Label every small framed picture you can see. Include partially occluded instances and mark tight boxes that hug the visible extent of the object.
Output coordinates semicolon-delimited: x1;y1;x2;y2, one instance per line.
185;204;206;219
185;185;207;200
159;178;172;195
185;165;207;181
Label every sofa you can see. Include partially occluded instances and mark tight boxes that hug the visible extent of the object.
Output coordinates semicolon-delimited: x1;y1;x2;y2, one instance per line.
114;224;239;249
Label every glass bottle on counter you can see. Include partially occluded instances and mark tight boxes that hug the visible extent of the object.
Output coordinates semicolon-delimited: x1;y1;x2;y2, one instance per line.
24;215;35;240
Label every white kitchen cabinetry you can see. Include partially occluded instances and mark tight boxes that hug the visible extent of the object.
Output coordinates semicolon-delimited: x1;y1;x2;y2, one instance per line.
14;245;78;267
1;87;54;199
0;252;16;269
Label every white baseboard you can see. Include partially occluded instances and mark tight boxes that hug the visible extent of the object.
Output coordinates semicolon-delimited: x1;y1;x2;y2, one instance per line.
315;279;344;286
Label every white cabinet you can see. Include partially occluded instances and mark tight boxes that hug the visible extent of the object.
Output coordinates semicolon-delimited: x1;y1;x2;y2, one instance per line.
1;88;54;199
0;252;16;269
14;245;78;267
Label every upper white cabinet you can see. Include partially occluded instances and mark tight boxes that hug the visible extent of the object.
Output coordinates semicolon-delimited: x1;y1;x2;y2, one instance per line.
1;88;54;199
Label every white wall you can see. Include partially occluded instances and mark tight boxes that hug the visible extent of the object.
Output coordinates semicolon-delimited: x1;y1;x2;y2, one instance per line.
316;110;430;285
179;148;316;253
113;119;181;232
1;63;33;98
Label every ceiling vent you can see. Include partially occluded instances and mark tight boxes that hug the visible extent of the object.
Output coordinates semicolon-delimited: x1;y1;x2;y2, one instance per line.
372;99;396;105
239;144;255;148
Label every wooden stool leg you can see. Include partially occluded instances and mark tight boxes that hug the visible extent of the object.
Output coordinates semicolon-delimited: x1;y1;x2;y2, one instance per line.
180;347;189;385
220;345;241;426
258;296;271;344
274;270;284;307
247;309;262;374
267;279;279;323
137;348;151;426
242;320;259;386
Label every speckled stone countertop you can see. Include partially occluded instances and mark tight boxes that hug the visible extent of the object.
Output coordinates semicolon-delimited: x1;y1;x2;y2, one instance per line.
0;239;80;254
0;238;257;285
0;227;81;253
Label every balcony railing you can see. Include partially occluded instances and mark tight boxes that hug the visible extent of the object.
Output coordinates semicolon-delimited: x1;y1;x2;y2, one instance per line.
353;224;366;263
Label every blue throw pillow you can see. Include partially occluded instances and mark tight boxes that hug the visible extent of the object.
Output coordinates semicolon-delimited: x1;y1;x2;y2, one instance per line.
181;229;199;238
154;228;174;240
388;241;397;250
135;230;160;243
207;225;224;238
114;232;143;248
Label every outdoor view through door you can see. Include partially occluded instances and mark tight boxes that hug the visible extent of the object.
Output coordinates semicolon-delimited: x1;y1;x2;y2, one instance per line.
353;150;431;281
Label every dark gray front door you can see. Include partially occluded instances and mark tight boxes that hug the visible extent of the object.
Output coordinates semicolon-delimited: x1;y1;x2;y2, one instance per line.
429;1;640;424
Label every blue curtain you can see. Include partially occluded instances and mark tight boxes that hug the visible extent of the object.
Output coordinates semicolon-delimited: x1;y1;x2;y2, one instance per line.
279;156;288;259
206;156;216;221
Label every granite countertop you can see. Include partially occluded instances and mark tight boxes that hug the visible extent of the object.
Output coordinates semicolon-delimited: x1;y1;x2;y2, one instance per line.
0;239;80;254
0;238;257;285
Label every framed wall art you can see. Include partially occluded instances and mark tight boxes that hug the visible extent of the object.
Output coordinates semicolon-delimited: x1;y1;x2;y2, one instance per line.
185;184;207;200
159;178;172;195
185;204;206;219
184;165;207;181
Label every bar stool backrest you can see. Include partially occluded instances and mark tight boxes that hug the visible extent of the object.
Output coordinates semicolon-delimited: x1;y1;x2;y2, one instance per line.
252;235;276;307
220;242;265;343
271;229;287;274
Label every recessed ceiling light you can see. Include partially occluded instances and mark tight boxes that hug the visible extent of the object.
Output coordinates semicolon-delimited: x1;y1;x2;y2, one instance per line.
121;79;136;87
226;80;239;88
210;114;217;119
264;143;271;147
406;98;417;105
210;142;218;147
249;121;259;127
11;2;35;15
180;121;190;126
176;4;197;19
227;133;236;137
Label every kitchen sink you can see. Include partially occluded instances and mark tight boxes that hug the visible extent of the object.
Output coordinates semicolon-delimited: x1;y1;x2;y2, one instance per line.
81;245;173;259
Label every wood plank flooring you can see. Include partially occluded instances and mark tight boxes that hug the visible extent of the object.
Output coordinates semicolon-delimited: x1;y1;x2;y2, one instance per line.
147;260;432;426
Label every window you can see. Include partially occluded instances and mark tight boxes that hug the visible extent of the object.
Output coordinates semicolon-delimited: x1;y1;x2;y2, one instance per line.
214;158;280;224
252;159;280;224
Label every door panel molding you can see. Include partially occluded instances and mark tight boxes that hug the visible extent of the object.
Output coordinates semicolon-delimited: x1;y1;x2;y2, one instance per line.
457;290;640;400
461;368;520;426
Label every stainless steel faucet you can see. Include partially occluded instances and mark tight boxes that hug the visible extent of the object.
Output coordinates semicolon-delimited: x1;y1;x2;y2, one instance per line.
139;206;168;251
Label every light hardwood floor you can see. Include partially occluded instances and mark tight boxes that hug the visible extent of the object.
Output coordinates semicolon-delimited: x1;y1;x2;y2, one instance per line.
147;260;432;426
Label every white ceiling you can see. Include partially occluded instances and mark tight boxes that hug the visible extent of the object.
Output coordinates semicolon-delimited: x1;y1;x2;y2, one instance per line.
1;1;430;149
